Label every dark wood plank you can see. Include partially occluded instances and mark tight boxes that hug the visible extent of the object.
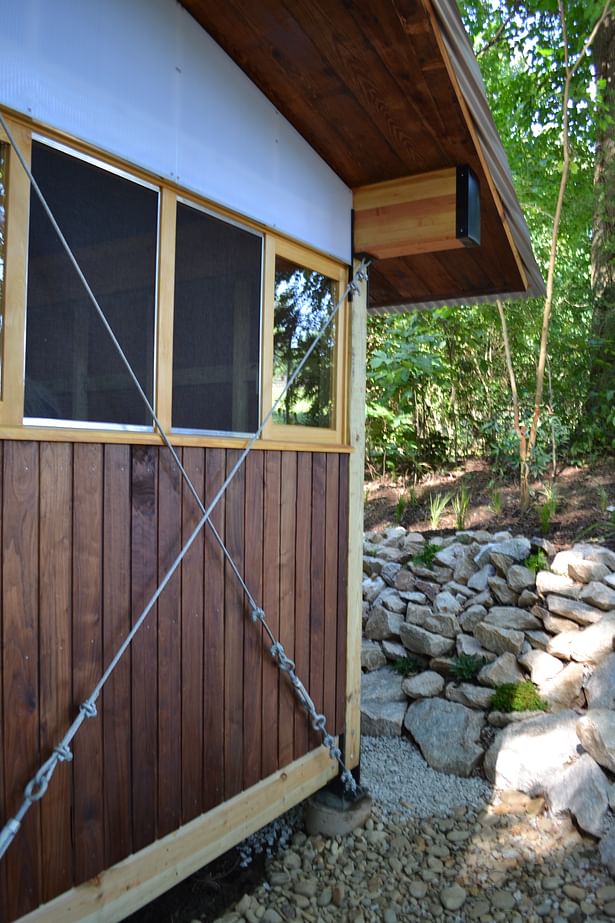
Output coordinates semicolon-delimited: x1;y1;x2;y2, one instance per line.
294;452;312;759
39;442;73;902
278;452;296;768
72;442;105;885
102;443;133;868
0;442;5;923
131;445;158;850
223;450;245;800
261;451;281;778
336;455;350;735
243;452;263;790
308;453;326;751
181;448;205;823
203;449;226;811
157;448;182;837
323;454;340;731
2;441;41;919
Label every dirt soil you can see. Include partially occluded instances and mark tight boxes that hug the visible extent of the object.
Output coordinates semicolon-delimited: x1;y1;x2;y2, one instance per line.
364;457;615;550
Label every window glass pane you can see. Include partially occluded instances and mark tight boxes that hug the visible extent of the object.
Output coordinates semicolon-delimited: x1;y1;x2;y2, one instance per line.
172;202;261;433
0;141;7;396
273;256;336;428
25;141;158;426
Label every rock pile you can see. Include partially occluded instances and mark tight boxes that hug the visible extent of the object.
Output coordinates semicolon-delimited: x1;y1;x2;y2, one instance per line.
361;526;615;848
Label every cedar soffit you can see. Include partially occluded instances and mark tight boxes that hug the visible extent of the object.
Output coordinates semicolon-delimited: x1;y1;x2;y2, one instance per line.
179;0;544;311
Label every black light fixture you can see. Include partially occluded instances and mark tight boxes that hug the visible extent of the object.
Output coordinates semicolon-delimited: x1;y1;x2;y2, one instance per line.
456;165;480;246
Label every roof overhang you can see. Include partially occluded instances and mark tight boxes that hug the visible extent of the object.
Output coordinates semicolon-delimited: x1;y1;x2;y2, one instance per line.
179;0;544;312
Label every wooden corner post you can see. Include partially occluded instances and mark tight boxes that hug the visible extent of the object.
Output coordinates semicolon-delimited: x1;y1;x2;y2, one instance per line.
344;257;368;770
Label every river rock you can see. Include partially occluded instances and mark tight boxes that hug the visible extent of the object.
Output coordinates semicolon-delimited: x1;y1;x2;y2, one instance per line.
518;649;564;684
484;606;541;631
585;653;615;708
546;595;603;625
474;622;524;656
483;710;580;791
404;698;485;777
507;565;536;592
361;640;387;671
577;709;615;773
579;581;615;611
536;571;581;599
478;652;525;688
539;661;585;709
399;623;455;658
365;606;404;641
545;753;610;837
402;671;445;699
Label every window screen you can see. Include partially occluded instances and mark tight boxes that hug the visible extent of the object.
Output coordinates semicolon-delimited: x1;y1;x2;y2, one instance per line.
273;256;336;428
172;202;262;434
0;142;7;397
25;141;158;426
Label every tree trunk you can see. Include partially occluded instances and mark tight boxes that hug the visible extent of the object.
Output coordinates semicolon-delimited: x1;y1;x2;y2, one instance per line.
590;9;615;404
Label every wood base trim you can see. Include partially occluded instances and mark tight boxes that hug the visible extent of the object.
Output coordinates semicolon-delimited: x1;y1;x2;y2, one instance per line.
15;748;337;923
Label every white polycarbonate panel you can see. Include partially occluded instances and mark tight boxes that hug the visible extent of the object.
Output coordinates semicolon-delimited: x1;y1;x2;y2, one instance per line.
0;0;351;262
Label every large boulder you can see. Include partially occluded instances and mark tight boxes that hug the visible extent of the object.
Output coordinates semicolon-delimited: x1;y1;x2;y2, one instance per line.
361;668;407;736
577;709;615;774
545;753;610;837
483;710;580;792
404;698;485;777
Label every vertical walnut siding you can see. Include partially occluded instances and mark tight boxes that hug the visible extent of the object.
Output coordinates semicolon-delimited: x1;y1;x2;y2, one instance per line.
0;441;349;921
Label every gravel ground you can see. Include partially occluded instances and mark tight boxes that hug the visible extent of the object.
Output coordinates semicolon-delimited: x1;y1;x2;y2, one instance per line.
213;737;615;923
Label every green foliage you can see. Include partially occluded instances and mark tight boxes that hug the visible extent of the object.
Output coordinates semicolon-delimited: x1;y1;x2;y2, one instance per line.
490;681;549;714
452;485;471;530
363;0;614;482
526;549;549;574
393;655;421;677
450;654;485;682
538;483;559;535
412;542;439;567
429;492;452;529
488;482;504;515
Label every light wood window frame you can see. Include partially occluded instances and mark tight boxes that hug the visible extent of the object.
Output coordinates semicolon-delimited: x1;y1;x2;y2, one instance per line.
0;113;350;450
261;237;348;446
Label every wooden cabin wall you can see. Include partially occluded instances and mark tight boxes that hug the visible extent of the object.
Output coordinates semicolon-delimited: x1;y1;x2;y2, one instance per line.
0;440;349;922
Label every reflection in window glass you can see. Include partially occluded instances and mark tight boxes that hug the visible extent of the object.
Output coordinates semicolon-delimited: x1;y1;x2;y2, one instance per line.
0;142;7;396
25;141;158;426
273;257;336;428
172;202;262;434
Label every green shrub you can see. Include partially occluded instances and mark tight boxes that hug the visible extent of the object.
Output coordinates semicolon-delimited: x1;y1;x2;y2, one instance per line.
490;681;549;713
393;655;421;677
525;549;549;575
412;542;439;567
450;654;485;682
